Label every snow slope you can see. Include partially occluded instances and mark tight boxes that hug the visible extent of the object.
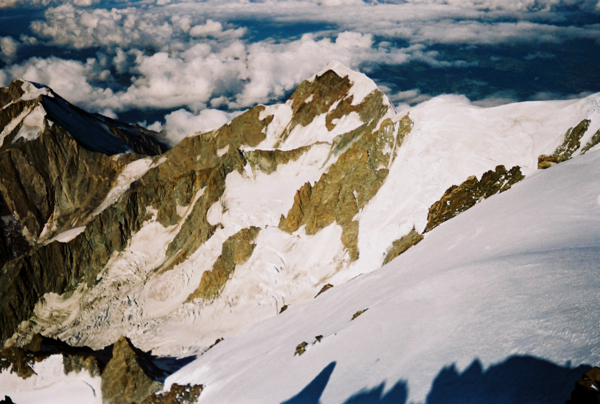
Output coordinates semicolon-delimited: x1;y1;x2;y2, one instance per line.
165;147;600;404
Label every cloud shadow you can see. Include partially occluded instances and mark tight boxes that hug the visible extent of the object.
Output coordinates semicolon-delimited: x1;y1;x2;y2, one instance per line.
280;355;590;404
426;355;591;404
282;362;337;404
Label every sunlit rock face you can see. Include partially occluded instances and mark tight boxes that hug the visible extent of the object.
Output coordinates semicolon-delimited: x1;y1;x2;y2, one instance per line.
1;63;599;367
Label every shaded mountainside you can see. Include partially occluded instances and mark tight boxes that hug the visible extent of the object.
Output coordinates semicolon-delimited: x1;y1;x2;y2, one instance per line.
0;79;167;266
1;61;600;399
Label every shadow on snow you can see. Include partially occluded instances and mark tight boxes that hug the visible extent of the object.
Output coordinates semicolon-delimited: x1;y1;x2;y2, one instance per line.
280;356;591;404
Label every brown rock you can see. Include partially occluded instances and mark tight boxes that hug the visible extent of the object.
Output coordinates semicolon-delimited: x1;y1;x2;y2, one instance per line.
101;336;163;404
538;119;590;169
351;309;368;321
244;146;312;174
0;333;107;379
581;129;600;155
141;384;203;404
279;111;412;262
425;165;524;233
295;342;308;356
315;284;333;298
187;226;261;301
383;227;424;265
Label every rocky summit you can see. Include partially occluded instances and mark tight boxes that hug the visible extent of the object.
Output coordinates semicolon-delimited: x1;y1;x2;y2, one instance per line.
1;62;600;403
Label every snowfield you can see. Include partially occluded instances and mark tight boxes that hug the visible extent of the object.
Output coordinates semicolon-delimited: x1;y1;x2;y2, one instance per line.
165;147;600;404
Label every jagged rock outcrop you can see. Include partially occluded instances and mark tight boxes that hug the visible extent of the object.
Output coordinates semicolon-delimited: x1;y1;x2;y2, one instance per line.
0;79;170;341
245;146;312;174
0;333;195;404
188;226;261;301
101;336;164;404
538;119;590;168
581;128;600;155
383;228;424;265
315;283;333;298
0;80;167;155
425;165;524;232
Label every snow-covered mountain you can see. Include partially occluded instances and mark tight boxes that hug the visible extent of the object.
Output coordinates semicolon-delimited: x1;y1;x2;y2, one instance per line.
1;62;599;403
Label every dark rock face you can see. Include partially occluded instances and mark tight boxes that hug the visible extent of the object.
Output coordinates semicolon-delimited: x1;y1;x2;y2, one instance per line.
425;165;524;233
0;80;166;262
0;333;109;379
140;384;204;404
0;79;173;345
0;81;272;346
101;336;164;404
1;80;168;156
567;367;600;404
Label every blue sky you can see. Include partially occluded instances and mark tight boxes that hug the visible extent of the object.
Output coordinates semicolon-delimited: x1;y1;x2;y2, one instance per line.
1;0;599;143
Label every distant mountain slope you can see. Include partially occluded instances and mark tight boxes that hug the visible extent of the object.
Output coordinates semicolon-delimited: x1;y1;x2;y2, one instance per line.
0;79;168;344
0;62;599;371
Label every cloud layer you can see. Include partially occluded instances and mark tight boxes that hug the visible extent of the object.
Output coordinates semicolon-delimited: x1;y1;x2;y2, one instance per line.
1;0;599;143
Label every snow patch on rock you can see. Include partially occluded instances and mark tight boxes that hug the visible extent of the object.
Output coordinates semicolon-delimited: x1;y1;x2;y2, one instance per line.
47;226;87;244
20;80;53;101
12;103;46;143
0;354;101;404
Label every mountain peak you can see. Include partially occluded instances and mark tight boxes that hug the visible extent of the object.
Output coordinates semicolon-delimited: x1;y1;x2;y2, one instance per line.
0;79;167;156
312;61;381;107
17;80;53;102
0;80;53;110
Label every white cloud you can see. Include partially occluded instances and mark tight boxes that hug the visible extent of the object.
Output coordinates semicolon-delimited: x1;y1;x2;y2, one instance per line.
524;51;555;60
189;19;223;37
156;108;238;145
0;0;100;7
388;88;434;108
5;56;118;110
30;5;176;49
0;36;19;63
2;0;598;145
2;30;417;113
471;90;518;107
